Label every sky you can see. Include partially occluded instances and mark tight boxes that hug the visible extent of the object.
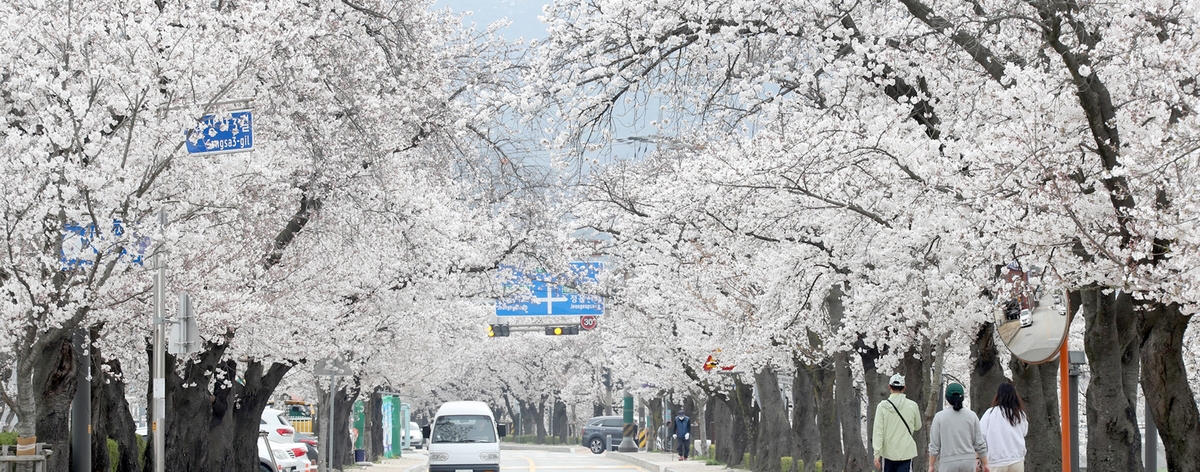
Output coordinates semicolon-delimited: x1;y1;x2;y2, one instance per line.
430;0;668;168
433;0;551;42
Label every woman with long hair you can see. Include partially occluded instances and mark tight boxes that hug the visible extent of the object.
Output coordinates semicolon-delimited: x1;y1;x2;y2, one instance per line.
979;383;1028;471
928;383;989;472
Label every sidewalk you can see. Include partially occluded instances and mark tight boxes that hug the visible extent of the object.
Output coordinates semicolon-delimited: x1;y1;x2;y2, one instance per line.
608;451;731;472
339;450;428;472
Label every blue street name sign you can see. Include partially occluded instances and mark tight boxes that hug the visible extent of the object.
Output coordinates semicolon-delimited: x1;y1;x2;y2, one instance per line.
185;110;253;155
495;262;605;316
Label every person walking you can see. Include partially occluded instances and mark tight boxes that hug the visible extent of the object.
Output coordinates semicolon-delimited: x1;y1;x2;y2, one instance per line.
928;383;989;472
873;373;921;472
979;383;1027;472
673;409;691;460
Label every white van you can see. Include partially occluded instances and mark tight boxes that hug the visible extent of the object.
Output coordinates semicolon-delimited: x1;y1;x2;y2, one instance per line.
423;401;508;472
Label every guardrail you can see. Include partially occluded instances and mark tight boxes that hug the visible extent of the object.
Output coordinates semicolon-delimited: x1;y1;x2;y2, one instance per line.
1;442;51;472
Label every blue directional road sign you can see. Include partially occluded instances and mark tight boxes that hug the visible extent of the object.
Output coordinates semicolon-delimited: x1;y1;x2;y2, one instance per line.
495;262;604;316
185;110;253;155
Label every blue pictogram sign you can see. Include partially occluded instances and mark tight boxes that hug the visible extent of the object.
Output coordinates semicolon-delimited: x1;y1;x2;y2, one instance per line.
61;220;149;269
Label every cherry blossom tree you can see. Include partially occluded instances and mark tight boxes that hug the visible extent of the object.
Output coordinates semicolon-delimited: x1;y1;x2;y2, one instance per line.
1;0;540;470
527;0;1200;470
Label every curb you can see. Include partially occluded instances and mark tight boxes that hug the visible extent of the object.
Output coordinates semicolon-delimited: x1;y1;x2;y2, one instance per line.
608;452;730;472
606;452;665;472
402;461;428;472
500;444;577;453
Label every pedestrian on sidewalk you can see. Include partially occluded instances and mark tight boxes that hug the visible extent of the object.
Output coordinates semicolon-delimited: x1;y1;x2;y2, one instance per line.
979;383;1027;472
928;383;989;472
873;373;921;472
673;409;691;461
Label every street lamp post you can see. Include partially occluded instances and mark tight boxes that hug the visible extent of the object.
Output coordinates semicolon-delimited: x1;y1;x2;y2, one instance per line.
152;210;167;472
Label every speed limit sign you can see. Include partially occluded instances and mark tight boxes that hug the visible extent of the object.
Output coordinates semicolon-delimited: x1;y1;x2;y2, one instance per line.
580;315;598;331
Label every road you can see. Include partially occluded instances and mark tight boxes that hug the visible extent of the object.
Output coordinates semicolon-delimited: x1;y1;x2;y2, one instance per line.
501;450;646;472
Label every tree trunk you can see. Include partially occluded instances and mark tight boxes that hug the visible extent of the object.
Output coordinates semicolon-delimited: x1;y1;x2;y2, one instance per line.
819;284;867;472
90;330;140;472
713;379;756;467
753;368;795;472
856;341;888;464
159;348;219;472
518;400;537;437
533;398;547;443
1009;358;1062;470
325;381;360;469
143;339;292;472
552;399;568;443
969;323;1009;416
902;342;930;472
647;399;663;452
1139;301;1200;472
811;360;842;472
791;358;821;472
1080;287;1143;472
33;335;77;472
834;352;869;472
102;360;140;472
91;353;113;472
369;390;385;462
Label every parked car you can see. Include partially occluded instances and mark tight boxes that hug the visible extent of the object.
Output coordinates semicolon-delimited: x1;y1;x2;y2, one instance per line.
407;421;424;449
293;432;319;464
1020;309;1033;327
580;416;623;454
258;437;311;472
262;408;297;443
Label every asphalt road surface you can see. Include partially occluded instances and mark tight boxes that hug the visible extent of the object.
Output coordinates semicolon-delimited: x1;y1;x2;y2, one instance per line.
501;450;645;472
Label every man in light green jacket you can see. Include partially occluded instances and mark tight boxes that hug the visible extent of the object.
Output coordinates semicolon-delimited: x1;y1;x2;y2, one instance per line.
873;373;922;472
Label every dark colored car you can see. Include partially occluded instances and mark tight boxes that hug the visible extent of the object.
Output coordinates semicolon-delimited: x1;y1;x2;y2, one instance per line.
294;432;319;464
580;416;624;454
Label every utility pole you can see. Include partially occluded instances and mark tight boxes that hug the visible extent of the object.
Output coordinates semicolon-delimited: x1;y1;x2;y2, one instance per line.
152;210;167;472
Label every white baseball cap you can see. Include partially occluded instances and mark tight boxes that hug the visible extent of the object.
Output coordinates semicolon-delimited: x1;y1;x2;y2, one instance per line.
889;373;906;387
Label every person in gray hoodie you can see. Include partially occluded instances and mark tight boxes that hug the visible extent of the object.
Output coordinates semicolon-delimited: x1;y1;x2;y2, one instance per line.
928;383;989;472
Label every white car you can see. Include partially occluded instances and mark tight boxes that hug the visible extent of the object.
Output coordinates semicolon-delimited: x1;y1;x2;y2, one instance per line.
262;408;297;443
407;421;424;449
258;437;312;472
427;401;506;472
260;408;315;472
1053;293;1068;315
1019;309;1033;327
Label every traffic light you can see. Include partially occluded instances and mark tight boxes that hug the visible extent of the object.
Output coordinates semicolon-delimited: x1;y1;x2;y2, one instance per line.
544;326;579;336
487;324;510;337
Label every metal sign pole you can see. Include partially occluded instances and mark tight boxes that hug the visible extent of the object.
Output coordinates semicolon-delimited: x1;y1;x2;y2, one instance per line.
328;374;336;472
152;210;167;472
